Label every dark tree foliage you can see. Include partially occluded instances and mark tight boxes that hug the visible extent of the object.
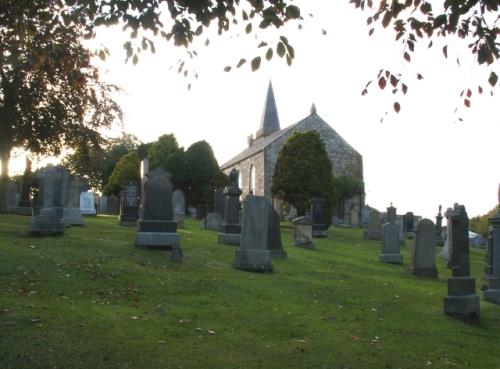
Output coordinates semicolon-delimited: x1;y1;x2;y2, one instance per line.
271;131;335;216
0;0;121;210
148;134;187;189
350;0;499;113
184;140;227;211
102;150;140;196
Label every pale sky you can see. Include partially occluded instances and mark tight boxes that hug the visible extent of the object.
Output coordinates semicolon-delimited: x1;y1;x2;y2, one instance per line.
11;1;499;220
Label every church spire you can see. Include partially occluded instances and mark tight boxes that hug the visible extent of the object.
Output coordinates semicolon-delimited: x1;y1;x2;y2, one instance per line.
255;81;280;139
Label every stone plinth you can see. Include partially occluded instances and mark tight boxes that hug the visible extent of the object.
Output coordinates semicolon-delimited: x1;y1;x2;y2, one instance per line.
292;215;315;249
29;208;65;236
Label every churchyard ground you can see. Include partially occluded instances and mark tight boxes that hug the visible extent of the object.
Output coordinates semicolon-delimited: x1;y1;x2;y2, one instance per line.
0;214;498;369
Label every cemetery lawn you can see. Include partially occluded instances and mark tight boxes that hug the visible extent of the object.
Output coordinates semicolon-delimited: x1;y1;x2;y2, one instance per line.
1;215;499;369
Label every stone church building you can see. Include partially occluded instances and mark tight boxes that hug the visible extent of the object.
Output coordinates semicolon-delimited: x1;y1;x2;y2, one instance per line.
220;82;364;223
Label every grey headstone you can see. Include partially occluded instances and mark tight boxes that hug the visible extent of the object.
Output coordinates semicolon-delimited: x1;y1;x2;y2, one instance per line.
404;212;415;234
139;159;149;219
310;197;328;237
7;181;17;210
203;212;223;231
441;207;453;260
435;205;444;246
234;195;273;272
380;222;403;263
443;204;479;322
363;209;382;240
214;188;225;214
292;214;315;249
287;206;298;222
135;168;180;252
80;192;96;216
119;181;140;225
387;204;397;223
484;184;500;304
98;195;108;213
172;189;186;223
67;176;84;226
361;206;370;227
107;195;119;214
409;219;438;278
218;169;242;246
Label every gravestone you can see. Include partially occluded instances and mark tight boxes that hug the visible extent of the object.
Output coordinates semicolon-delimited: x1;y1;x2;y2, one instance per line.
17;157;33;212
7;181;18;211
135;168;181;261
292;214;315;249
80;192;96;216
107;195;119;214
435;205;444;246
395;217;405;246
379;222;403;263
363;209;382;241
214;188;225;214
361;206;370;228
443;204;479;322
234;195;273;272
203;212;223;231
441;207;453;260
66;176;84;226
172;189;186;228
218;169;242;246
29;165;65;235
268;207;287;258
409;219;438;278
310;197;328;237
484;185;500;304
98;195;108;214
387;203;397;223
404;212;414;232
119;181;140;226
287;206;298;222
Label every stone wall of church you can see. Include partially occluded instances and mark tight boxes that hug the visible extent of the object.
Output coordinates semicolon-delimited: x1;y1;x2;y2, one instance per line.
263;115;363;198
222;151;266;198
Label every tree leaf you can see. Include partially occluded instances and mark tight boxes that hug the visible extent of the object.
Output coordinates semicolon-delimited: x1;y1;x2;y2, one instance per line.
245;23;252;34
466;89;472;98
404;52;411;62
236;58;246;68
488;71;498;87
417;73;423;80
251;56;261;71
277;42;286;57
442;45;448;58
378;77;386;90
265;48;273;61
464;98;470;108
132;54;138;65
224;66;231;72
402;83;408;94
394;102;401;113
285;5;301;19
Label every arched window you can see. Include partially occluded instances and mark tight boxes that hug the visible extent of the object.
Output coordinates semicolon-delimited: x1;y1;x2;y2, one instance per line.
249;164;255;194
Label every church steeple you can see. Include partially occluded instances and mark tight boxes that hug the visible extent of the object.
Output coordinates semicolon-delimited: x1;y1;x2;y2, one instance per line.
255;81;280;139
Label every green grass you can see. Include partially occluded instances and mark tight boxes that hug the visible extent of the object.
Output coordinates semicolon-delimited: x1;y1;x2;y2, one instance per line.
0;214;499;369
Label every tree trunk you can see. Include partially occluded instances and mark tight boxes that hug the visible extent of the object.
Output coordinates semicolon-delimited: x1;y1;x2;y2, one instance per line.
0;148;11;213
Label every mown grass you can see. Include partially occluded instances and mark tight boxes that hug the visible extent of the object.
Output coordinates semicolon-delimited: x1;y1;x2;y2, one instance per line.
0;214;498;369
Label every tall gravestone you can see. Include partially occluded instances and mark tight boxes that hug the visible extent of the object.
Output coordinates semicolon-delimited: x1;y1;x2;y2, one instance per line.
363;209;382;241
484;185;500;304
7;181;17;212
310;197;328;237
214;188;225;214
135;168;181;261
409;219;438;278
404;211;415;238
138;159;149;219
234;195;273;272
380;221;403;264
203;190;223;231
441;206;453;260
98;195;108;214
80;192;96;216
107;195;119;214
218;169;242;246
387;203;397;223
443;204;480;321
361;206;370;228
172;189;186;228
435;205;444;246
67;176;84;226
29;165;65;235
54;166;71;226
119;180;140;226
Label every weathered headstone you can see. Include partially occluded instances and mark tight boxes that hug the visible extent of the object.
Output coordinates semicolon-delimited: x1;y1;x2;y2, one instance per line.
172;189;186;228
214;188;225;214
443;204;479;322
409;219;438;278
135;168;181;261
218;169;242;246
234;195;273;272
119;181;140;226
387;203;397;223
29;165;65;235
203;212;223;231
292;214;315;249
310;197;328;237
361;206;370;228
107;195;119;214
441;207;453;260
98;195;108;214
7;181;18;211
484;184;500;305
268;206;287;258
435;205;444;246
287;205;298;222
404;212;414;232
395;217;405;246
66;176;84;226
380;222;403;263
138;159;149;219
80;192;96;216
363;209;382;241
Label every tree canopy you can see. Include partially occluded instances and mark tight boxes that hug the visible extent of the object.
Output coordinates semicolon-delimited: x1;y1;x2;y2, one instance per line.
148;134;187;189
271;130;335;216
102;150;140;196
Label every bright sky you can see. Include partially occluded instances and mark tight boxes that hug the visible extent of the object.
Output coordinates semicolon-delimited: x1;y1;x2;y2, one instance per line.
11;1;499;220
